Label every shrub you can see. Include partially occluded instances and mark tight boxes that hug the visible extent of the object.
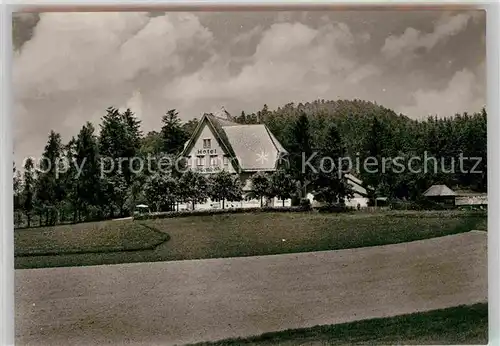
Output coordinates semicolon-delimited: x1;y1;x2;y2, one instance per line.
389;198;453;211
299;198;312;210
316;204;354;213
133;206;311;220
389;200;420;211
290;196;301;207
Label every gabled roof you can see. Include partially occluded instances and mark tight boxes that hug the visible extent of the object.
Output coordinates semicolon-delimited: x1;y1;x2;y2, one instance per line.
346;174;368;196
212;106;234;122
181;110;288;172
267;127;287;154
307;173;370;198
180;113;240;172
223;124;287;171
346;173;363;186
205;113;239;161
423;184;456;197
206;113;237;128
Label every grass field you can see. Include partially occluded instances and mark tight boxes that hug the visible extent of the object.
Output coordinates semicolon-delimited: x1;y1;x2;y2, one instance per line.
15;210;487;269
14;220;169;256
190;303;488;346
142;210;487;259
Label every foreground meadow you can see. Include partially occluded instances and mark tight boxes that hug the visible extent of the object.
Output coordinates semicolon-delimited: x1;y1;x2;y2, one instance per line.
15;210;487;269
191;304;488;346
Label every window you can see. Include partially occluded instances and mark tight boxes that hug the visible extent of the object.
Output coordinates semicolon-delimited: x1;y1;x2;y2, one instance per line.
223;156;229;166
203;139;211;149
210;155;218;167
196;157;204;166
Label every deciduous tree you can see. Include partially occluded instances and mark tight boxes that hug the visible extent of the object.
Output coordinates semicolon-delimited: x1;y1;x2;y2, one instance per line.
269;170;296;207
249;172;271;207
178;170;208;210
208;170;243;209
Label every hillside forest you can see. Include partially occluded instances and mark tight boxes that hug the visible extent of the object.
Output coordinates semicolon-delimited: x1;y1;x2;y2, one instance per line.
13;99;487;227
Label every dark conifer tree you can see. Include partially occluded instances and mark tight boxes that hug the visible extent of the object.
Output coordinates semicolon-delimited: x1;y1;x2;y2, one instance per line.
160;109;189;156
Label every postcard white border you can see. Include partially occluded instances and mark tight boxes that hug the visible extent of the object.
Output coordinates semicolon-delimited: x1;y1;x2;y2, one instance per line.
486;3;499;346
1;1;498;346
1;2;14;345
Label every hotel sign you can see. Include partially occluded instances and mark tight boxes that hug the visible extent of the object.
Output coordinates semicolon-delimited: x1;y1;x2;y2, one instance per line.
197;149;217;155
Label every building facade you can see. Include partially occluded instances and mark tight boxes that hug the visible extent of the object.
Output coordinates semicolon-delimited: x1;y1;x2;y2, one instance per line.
180;108;289;210
305;173;370;209
180;107;371;210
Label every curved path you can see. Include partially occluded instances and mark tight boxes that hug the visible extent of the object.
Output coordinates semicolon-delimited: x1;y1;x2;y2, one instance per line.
15;231;487;346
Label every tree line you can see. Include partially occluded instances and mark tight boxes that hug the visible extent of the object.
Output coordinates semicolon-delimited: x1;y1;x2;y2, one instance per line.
13;99;487;228
250;100;486;200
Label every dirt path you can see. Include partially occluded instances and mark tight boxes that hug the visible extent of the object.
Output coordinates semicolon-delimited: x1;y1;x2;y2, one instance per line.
15;231;487;346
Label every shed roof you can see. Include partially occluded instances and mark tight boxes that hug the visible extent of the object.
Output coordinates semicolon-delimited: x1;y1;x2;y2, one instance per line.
423;184;456;197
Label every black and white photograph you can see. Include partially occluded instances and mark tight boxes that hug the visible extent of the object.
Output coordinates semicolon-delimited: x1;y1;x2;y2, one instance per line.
11;7;488;345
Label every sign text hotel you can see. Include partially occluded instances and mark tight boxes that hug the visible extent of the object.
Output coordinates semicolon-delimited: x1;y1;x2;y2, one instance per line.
197;149;217;155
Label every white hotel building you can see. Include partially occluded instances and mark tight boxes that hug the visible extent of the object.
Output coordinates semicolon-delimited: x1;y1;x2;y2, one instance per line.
180;108;290;209
180;107;370;210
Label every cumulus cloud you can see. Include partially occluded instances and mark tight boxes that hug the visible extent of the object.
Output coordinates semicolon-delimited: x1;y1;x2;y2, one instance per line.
231;25;263;45
13;12;213;164
381;12;473;59
121;90;144;120
164;21;367;107
399;68;485;118
346;64;381;84
14;12;212;97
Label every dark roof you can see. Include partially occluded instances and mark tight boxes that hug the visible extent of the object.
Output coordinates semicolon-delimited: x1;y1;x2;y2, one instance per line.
205;113;239;161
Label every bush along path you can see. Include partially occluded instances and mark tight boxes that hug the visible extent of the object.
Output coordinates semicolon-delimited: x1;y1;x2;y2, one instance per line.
14;220;169;257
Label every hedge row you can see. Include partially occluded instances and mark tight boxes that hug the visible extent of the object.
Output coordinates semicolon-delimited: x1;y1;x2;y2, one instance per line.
133;205;313;220
384;209;487;218
389;199;454;211
316;205;356;213
133;198;481;221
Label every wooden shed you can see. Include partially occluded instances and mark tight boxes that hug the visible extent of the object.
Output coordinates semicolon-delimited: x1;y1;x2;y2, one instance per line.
423;185;456;206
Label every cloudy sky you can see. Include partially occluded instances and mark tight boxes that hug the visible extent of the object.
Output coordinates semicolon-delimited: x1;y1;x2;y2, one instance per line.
12;10;486;165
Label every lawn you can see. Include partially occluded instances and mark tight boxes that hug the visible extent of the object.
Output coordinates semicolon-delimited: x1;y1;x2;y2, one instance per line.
15;210;487;269
190;303;488;345
142;210;487;260
14;220;169;256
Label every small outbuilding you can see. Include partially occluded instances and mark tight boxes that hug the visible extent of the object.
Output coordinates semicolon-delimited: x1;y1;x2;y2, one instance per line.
134;204;150;215
423;184;456;206
454;190;487;210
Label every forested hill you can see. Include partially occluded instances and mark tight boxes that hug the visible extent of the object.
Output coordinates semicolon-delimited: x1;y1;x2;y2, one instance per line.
237;99;408;155
234;99;485;164
13;98;486;227
235;99;486;195
141;99;408;158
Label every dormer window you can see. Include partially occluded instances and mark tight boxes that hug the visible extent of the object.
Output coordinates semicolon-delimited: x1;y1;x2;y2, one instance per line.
203;139;211;149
